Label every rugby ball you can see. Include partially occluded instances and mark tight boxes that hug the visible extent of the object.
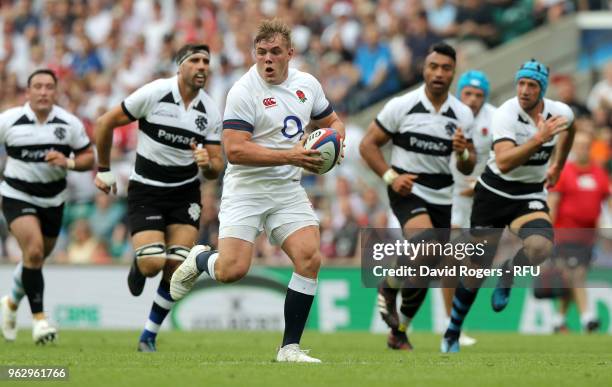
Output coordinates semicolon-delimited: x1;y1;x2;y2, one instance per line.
303;128;343;175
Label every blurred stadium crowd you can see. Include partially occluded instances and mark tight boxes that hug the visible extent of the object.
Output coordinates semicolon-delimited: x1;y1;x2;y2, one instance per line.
0;0;610;265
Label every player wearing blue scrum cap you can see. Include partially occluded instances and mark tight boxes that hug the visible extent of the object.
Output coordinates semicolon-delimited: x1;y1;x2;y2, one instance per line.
451;70;496;228
441;59;576;353
442;70;497;348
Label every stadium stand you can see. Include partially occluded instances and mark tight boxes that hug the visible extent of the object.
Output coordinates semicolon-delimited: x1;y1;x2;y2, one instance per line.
0;0;609;266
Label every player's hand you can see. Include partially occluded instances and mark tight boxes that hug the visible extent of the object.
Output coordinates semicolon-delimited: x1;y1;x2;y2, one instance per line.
95;170;117;195
452;127;468;155
45;150;68;168
288;138;324;173
535;114;569;144
391;173;418;196
191;142;211;170
545;162;561;188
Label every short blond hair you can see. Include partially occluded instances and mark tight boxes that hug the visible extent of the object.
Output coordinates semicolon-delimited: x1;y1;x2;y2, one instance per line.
254;19;292;48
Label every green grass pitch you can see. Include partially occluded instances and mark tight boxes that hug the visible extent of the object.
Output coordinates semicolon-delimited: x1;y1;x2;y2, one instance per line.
1;331;611;387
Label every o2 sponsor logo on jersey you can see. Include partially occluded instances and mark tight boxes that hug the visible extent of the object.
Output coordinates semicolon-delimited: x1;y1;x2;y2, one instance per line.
262;97;277;108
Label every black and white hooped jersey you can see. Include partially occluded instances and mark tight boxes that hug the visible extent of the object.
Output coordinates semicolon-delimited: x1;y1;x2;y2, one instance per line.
121;76;222;187
478;97;574;200
376;85;474;205
0;103;91;208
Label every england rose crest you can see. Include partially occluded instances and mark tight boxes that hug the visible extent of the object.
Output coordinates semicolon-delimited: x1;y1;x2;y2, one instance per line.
296;90;307;103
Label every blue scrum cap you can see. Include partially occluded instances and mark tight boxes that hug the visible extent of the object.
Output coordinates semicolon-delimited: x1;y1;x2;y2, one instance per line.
456;70;490;99
515;59;549;99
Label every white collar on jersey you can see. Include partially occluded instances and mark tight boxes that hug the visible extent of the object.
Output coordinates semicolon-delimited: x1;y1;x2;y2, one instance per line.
251;64;295;88
417;84;452;114
515;97;550;126
23;102;59;124
170;75;204;108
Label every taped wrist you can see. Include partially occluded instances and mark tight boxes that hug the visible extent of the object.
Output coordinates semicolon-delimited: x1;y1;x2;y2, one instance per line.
96;170;116;186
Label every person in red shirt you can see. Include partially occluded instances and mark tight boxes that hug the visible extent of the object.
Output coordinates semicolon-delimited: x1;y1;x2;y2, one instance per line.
548;130;610;332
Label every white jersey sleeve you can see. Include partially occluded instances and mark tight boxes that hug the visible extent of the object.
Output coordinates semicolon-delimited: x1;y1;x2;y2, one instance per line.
309;75;333;120
121;79;164;121
375;97;401;134
68;115;91;152
459;109;474;141
554;101;575;128
0;110;10;144
491;107;516;144
205;103;222;144
223;85;256;133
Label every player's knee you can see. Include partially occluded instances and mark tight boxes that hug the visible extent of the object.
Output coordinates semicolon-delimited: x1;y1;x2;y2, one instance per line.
135;243;166;277
216;262;249;283
295;250;322;277
138;257;166;276
24;245;45;267
523;238;553;265
518;219;554;265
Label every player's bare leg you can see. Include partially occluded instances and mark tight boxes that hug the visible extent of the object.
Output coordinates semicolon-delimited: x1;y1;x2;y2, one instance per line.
8;216;57;344
491;212;553;312
382;214;435;351
275;225;322;363
171;236;254;299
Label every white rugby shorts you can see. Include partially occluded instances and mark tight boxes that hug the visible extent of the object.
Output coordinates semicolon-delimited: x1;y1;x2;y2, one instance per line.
219;188;319;245
451;194;474;229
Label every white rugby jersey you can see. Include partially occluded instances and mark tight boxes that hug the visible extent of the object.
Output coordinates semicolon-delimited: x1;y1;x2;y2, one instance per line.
222;65;333;195
478;97;574;200
0;103;91;207
376;85;474;205
121;76;222;187
450;103;496;193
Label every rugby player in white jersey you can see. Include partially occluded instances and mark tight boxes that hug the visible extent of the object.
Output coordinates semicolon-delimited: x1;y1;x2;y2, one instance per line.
170;19;345;363
443;70;496;347
0;69;94;344
441;59;575;353
360;43;476;351
94;44;223;352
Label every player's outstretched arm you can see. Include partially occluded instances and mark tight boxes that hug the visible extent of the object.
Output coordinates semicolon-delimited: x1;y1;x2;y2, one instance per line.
223;129;323;172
